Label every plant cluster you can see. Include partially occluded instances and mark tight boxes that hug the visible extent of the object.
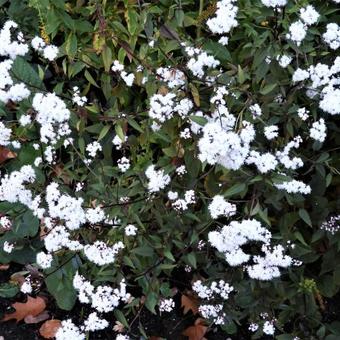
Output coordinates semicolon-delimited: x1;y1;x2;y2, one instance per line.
0;0;339;339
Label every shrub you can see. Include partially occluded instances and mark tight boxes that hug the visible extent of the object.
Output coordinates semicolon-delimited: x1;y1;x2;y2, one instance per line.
0;0;339;339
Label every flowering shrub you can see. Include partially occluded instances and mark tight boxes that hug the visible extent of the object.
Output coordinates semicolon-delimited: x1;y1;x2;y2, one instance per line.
0;0;339;339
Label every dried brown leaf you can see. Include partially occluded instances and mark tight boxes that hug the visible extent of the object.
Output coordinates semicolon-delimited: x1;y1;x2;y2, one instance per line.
39;319;62;339
181;293;199;315
182;318;208;340
24;310;49;324
2;296;46;322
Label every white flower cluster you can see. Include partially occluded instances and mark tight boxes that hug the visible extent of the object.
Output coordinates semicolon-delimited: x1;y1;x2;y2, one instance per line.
0;121;12;146
168;190;195;211
83;240;124;266
0;20;28;59
112;60;135;87
46;182;86;230
208;195;236;219
276;136;303;170
192;280;234;300
33;92;71;145
197;110;255;170
297;107;309;121
73;272;131;313
72;86;87;106
125;224;137;236
309;118;327;143
3;241;14;253
0;165;37;210
86;141;102;159
320;215;340;234
276;55;292;68
117;157;131;172
145;165;170;193
0;59;30;103
159;298;175;312
56;319;85;340
148;92;193;124
208;219;292;280
113;134;127;150
206;0;238;36
156;67;186;88
36;251;53;269
323;23;340;50
292;57;340;115
261;0;287;7
264;125;279;140
246;151;278;174
31;36;59;61
286;5;319;46
199;304;225;324
185;46;220;78
274;179;311;194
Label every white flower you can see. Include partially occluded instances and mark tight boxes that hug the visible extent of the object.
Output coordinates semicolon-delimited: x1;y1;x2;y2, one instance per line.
117;157;130;172
274;179;311;194
19;114;32;126
207;0;238;35
125;224;137;236
323;23;340;50
43;45;59;61
249;104;262;117
277;55;292;68
20;279;32;294
264;125;279;140
261;0;287;7
83;312;109;331
159;298;175;312
286;21;307;46
299;5;319;26
86;141;102;158
3;241;14;253
145;165;170;193
55;320;85;340
263;321;275;335
309;118;327;143
36;251;53;269
208;195;236;219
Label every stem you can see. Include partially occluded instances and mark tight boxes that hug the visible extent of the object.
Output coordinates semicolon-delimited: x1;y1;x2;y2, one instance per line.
197;0;204;38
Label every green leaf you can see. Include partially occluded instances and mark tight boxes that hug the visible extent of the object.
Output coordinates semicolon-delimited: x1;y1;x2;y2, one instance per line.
12;210;39;238
189;115;207;126
260;83;277;95
132;246;154;257
85;70;99;88
98;125;111;141
65;33;78;59
102;45;112;72
224;183;246;197
0;282;19;297
145;291;158;314
10;57;45;90
299;208;312;227
115;124;125;141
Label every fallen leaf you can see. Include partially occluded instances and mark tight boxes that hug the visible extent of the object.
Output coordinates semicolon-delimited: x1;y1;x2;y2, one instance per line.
182;318;208;340
2;296;46;322
0;264;10;271
10;272;26;286
39;319;61;339
0;146;16;164
24;310;50;324
181;293;199;315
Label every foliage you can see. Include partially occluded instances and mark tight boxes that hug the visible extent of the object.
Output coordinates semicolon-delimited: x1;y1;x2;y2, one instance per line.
0;0;339;339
